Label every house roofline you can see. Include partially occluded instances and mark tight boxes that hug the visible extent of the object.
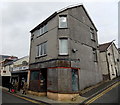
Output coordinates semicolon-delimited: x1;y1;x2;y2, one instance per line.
99;41;118;52
30;4;98;33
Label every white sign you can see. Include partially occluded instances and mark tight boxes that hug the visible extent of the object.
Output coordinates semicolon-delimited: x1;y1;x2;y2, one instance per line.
13;66;29;71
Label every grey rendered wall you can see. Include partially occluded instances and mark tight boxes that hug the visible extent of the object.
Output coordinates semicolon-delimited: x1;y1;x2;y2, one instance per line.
99;52;109;75
68;6;103;90
29;16;58;64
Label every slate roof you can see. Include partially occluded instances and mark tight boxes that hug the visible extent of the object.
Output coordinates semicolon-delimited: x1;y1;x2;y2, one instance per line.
99;42;112;52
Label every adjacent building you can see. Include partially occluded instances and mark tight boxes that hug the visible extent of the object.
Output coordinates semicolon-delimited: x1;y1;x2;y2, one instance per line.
99;41;120;80
29;4;103;100
0;55;18;87
11;56;29;91
118;48;120;76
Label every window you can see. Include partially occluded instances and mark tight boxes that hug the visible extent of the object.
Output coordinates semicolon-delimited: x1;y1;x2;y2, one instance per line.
93;48;97;62
59;15;67;28
36;42;47;57
34;29;40;37
39;24;48;36
44;24;47;32
59;38;68;55
90;28;95;41
31;71;40;80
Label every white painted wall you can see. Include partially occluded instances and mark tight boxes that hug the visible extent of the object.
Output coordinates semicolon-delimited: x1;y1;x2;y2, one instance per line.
1;65;12;76
100;52;108;75
100;43;119;80
13;56;29;71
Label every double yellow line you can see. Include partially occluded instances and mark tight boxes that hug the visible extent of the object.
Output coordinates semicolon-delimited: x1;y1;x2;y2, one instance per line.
3;90;46;105
85;81;120;105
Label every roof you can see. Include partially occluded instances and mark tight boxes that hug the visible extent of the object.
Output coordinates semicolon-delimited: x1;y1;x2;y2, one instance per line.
0;55;11;61
0;55;18;61
30;4;97;33
99;42;112;52
118;48;120;53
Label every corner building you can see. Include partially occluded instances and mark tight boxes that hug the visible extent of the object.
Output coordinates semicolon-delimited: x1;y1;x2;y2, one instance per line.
29;4;103;100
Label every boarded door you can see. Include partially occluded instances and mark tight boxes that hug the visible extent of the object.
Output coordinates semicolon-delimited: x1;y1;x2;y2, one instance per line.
72;69;79;91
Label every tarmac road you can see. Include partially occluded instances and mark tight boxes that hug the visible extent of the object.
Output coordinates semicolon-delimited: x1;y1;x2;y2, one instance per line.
2;90;44;105
84;81;120;105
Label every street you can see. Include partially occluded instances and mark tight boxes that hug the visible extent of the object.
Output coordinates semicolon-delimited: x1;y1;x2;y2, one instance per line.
92;84;119;104
84;81;120;105
1;80;120;105
2;90;44;105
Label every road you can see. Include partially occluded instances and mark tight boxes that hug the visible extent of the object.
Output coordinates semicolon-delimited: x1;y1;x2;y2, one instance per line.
2;90;44;105
84;81;120;105
1;80;120;105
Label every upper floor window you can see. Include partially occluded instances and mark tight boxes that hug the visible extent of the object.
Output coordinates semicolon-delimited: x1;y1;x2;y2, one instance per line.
93;48;97;62
36;42;47;57
59;38;68;55
34;29;39;37
59;15;67;28
33;24;48;37
90;28;95;41
39;24;48;36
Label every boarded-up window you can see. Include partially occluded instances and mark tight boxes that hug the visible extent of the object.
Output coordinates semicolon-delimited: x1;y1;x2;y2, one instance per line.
31;71;40;80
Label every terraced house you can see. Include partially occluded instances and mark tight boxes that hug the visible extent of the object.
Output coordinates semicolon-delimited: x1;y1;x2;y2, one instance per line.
99;41;120;80
29;4;103;100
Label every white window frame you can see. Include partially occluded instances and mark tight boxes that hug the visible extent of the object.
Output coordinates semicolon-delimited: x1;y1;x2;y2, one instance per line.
59;38;68;55
36;42;47;57
59;15;67;28
39;24;48;36
34;29;40;37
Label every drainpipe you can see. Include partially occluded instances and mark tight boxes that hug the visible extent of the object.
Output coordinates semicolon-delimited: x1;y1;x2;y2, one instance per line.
111;41;117;77
105;51;111;80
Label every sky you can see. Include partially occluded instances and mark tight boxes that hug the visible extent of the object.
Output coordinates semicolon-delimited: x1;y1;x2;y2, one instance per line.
0;0;119;58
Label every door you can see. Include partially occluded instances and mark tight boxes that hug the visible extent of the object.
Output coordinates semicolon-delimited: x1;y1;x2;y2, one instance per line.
40;68;47;92
72;69;79;92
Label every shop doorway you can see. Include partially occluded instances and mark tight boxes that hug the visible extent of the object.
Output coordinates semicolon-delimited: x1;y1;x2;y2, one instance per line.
30;68;47;92
40;68;47;92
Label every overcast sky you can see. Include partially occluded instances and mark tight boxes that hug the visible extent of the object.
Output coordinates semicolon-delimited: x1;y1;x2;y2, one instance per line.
0;0;119;58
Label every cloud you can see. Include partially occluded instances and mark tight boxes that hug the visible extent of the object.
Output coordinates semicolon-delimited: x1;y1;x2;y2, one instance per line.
0;1;118;57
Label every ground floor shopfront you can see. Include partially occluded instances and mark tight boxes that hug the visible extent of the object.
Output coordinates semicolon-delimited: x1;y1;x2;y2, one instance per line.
29;59;80;100
2;76;10;88
11;71;28;91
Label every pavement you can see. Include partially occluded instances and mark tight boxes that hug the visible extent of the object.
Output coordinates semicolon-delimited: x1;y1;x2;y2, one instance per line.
1;77;120;104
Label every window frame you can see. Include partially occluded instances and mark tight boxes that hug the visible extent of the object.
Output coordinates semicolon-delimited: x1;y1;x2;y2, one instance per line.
90;28;95;41
36;42;47;57
92;48;98;62
59;38;68;55
59;15;68;28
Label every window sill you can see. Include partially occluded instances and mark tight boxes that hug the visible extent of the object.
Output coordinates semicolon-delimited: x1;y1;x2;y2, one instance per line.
91;39;96;42
35;54;47;59
58;27;68;29
58;54;69;56
94;61;98;63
